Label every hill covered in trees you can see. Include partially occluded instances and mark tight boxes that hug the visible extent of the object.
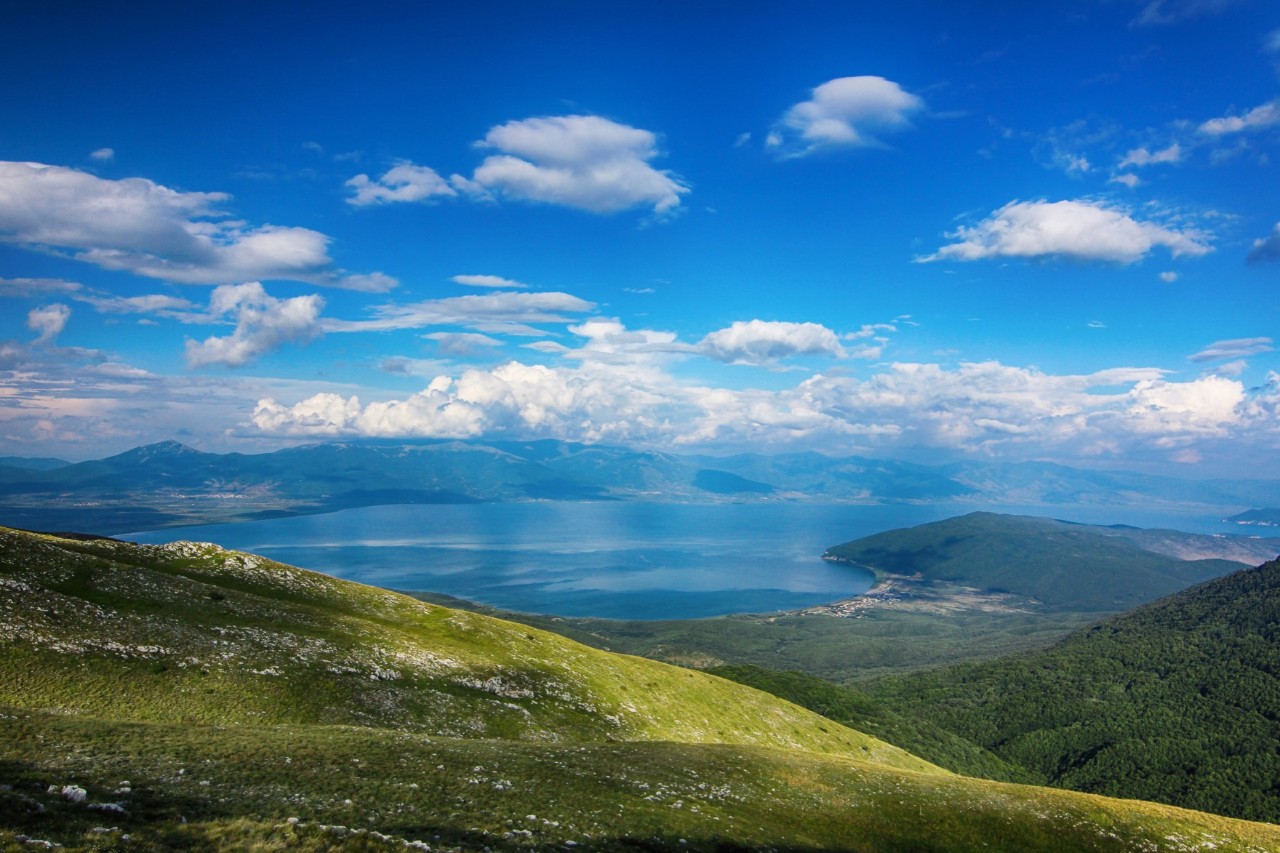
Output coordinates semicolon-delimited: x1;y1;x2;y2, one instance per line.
866;556;1280;823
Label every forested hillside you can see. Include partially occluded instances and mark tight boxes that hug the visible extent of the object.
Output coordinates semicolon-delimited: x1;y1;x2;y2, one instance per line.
867;557;1280;823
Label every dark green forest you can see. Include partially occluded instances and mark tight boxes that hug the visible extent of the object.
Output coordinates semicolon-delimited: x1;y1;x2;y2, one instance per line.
862;558;1280;823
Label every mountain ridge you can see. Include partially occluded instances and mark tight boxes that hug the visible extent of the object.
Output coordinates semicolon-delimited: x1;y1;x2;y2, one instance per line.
3;439;1279;534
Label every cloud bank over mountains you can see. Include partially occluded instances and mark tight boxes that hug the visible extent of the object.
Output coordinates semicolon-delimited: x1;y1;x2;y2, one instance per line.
250;357;1279;471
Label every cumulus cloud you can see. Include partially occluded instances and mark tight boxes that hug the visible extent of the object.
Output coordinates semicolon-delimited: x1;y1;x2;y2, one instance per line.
451;274;528;289
1109;173;1141;188
184;282;324;368
248;356;1272;469
27;304;71;344
1188;337;1274;363
461;115;689;216
325;291;595;333
919;199;1212;263
424;332;504;356
1159;271;1179;282
1248;223;1280;264
1198;99;1280;136
345;161;457;206
1118;143;1182;168
699;320;846;364
254;361;685;443
559;319;693;365
767;76;924;157
89;148;114;162
0;161;394;290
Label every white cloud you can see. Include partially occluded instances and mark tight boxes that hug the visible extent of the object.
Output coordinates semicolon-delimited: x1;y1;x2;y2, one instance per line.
1198;99;1280;136
1118;143;1182;168
184;283;325;368
1268;28;1280;53
1109;173;1141;188
345;161;457;206
920;199;1212;263
451;274;528;289
254;361;685;443
1123;374;1244;437
89;148;114;162
699;320;846;364
1159;271;1179;282
424;332;504;356
248;357;1271;468
1210;359;1248;378
78;293;198;316
845;323;897;340
325;291;595;333
562;318;693;365
0;161;394;290
0;276;84;298
768;76;924;157
27;304;71;344
1187;337;1273;363
1248;222;1280;263
462;115;689;216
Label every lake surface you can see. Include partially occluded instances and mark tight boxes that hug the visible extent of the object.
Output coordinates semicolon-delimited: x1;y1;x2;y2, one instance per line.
126;501;1245;620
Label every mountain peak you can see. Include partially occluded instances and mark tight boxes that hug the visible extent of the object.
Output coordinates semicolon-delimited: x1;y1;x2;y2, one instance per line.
108;440;203;462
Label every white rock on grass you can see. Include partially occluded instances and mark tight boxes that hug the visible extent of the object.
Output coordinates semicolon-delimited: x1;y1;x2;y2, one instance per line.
60;785;87;803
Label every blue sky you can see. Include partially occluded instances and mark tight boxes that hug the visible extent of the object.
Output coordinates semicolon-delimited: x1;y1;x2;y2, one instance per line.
1;0;1278;477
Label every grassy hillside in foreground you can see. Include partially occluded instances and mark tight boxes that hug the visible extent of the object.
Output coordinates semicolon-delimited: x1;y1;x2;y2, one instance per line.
825;511;1252;612
4;528;1280;850
866;557;1280;824
5;709;1280;852
0;527;927;767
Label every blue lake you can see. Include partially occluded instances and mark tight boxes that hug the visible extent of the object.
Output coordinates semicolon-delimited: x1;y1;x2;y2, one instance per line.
126;501;1243;620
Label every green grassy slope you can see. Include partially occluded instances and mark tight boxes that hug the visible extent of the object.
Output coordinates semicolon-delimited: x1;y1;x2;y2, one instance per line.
825;511;1245;612
5;709;1280;852
867;557;1280;823
4;526;1280;851
0;527;927;767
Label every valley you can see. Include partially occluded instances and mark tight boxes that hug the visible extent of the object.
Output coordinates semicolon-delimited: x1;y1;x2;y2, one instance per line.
4;444;1280;849
4;525;1280;851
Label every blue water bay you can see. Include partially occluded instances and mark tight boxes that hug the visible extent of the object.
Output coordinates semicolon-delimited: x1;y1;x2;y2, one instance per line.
127;501;1236;619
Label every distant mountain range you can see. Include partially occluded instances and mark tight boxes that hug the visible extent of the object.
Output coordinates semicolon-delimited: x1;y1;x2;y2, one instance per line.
1;438;1278;534
1226;507;1280;527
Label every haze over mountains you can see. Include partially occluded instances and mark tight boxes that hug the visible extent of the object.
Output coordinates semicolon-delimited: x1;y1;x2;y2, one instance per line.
2;439;1278;534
